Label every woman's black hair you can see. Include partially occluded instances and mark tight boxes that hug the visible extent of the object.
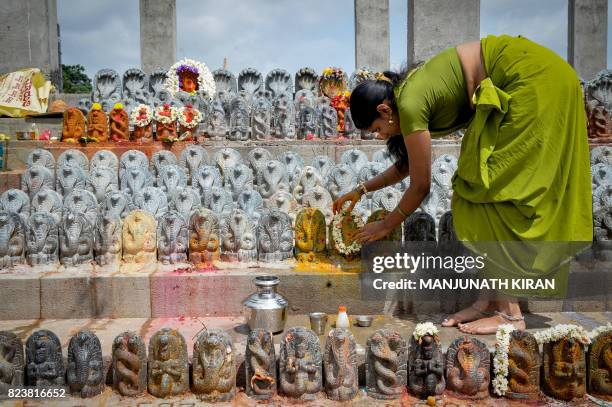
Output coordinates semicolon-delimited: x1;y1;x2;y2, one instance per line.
350;65;416;171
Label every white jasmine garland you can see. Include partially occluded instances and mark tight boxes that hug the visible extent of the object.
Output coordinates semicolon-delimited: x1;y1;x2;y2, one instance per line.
588;322;612;340
413;322;439;343
154;105;178;124
164;59;216;99
130;104;153;126
492;324;515;396
331;210;364;256
533;324;591;348
177;106;202;128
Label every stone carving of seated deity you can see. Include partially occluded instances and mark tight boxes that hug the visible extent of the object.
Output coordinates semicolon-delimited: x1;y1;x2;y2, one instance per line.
257;209;294;262
295;207;327;263
122;210;157;263
148;328;189;398
189;208;221;267
25;330;65;387
94;212;122;266
157;210;189;264
446;336;490;399
31;188;63;224
192;328;236;402
220;209;257;263
0;211;26;267
26;212;59;266
408;326;445;398
60;211;93;266
280;327;322;400
324;328;358;401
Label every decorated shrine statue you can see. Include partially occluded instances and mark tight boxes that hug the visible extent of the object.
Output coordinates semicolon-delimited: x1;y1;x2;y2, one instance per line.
294;207;327;263
130;104;153;142
109;102;129;142
85;102;109;142
155;103;178;142
330;210;364;260
61;107;86;143
330;91;350;133
164;58;216;97
408;323;445;399
177;104;202;141
588;325;612;401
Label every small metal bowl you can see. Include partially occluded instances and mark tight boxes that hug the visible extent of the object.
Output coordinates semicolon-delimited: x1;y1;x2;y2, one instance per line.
355;315;373;327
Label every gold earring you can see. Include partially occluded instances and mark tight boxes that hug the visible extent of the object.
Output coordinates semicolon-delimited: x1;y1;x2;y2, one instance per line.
389;119;394;124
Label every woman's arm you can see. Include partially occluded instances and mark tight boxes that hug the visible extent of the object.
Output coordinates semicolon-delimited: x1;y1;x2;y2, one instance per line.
355;130;432;242
384;130;432;228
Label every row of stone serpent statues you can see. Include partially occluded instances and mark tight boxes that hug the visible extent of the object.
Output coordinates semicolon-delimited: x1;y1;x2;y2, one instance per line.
0;146;458;267
77;66;378;140
0;324;610;402
590;146;611;258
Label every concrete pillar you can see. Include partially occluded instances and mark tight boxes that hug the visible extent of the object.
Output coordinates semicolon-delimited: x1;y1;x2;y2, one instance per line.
407;0;480;66
0;0;62;90
568;0;608;80
139;0;177;74
354;0;390;72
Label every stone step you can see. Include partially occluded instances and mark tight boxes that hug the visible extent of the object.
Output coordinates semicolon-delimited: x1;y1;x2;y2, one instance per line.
1;263;610;320
0;312;608;406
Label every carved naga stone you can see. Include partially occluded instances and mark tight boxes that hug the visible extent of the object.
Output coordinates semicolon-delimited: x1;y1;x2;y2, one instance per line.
31;188;62;224
179;145;208;184
192;329;236;402
94;213;122;266
294;208;327;263
60;211;93;266
25;330;65;387
245;328;276;400
280;327;322;400
505;330;540;399
122;210;157;263
0;189;29;224
67;330;104;398
220;209;257;262
408;332;445;398
86;103;109;142
257;160;290;199
157;211;188;264
22;165;54;199
0;331;24;393
366;329;407;399
324;328;358;401
543;336;586;400
26;213;59;266
112;331;147;397
584;69;612;143
257;209;294;262
405;211;437;242
589;329;612;401
147;328;188;398
189;208;220;266
446;336;490;399
0;211;26;268
61;107;86;142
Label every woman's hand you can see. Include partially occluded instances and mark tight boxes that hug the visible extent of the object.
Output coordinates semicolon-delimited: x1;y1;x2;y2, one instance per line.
332;190;361;214
354;220;392;243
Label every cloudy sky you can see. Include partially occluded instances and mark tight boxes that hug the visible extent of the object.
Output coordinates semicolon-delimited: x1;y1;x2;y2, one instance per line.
58;0;610;78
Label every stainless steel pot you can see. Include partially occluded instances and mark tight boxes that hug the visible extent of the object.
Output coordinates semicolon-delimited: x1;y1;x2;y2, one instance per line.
243;275;288;333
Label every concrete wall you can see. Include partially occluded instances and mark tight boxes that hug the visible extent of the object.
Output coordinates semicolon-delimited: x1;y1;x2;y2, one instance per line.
568;0;608;80
139;0;177;74
0;0;62;90
354;0;390;72
407;0;480;66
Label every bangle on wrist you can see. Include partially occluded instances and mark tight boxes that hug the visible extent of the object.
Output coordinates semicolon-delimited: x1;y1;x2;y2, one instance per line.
396;205;409;218
357;182;368;196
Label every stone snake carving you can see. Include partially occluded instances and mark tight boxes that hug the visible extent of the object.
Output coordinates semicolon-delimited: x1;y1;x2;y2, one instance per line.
446;336;490;399
0;211;26;267
589;331;612;400
148;328;189;398
26;212;59;266
112;331;146;397
246;329;276;399
367;329;407;399
543;336;586;400
279;327;322;400
67;330;104;398
192;329;236;402
324;328;358;401
157;211;188;264
0;331;24;392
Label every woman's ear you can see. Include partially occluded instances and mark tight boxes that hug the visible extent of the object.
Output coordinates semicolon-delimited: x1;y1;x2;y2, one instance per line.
376;103;392;118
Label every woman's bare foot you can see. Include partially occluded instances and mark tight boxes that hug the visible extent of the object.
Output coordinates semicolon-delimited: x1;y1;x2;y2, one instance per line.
441;300;491;327
458;300;525;334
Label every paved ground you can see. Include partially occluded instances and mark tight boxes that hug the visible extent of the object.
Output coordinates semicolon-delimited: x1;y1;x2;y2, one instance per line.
0;312;609;406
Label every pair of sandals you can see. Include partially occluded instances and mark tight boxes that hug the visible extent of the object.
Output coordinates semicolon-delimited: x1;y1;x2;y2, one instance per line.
443;304;524;326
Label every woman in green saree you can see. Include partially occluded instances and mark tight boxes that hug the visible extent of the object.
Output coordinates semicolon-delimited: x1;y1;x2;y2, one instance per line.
333;34;593;334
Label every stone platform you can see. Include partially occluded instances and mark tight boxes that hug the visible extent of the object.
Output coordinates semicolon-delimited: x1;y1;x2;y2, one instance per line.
1;260;610;321
0;312;608;406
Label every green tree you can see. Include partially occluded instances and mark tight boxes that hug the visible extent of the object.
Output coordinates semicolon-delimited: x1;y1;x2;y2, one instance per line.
61;64;92;94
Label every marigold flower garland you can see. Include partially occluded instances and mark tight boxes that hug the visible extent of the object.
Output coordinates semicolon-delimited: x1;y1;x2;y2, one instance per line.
130;104;153;127
331;210;364;256
164;58;216;98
